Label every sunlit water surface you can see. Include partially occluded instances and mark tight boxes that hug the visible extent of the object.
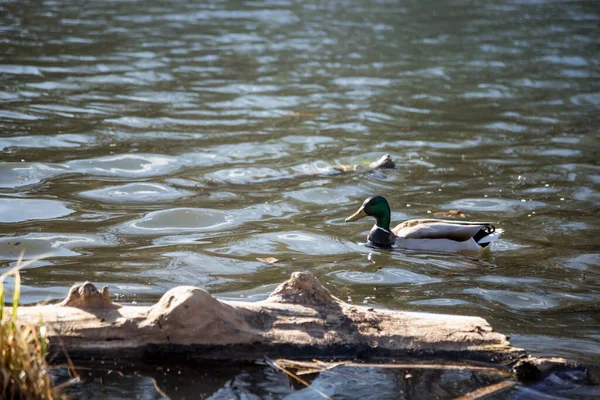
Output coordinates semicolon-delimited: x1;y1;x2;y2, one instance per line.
1;0;599;398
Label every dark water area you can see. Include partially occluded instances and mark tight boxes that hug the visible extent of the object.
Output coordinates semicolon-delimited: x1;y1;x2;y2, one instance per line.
1;0;599;398
51;360;599;400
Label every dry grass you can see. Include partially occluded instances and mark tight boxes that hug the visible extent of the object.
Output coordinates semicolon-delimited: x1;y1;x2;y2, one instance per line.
0;251;73;400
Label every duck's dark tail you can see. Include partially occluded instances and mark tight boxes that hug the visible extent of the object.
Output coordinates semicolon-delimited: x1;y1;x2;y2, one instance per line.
473;225;504;248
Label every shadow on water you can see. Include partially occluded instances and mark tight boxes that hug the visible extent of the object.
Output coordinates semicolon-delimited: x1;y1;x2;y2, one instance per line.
54;360;599;400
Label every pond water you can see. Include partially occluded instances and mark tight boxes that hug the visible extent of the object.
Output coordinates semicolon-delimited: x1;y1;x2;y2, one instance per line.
1;0;599;398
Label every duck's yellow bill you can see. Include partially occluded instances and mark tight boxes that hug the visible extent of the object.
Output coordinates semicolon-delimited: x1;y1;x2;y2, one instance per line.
345;208;367;222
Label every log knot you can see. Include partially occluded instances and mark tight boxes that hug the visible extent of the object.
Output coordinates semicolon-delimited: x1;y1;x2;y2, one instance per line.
267;272;339;307
141;286;259;343
59;282;117;309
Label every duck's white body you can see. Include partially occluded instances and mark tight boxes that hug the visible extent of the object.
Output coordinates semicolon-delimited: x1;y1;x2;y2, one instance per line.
391;219;504;253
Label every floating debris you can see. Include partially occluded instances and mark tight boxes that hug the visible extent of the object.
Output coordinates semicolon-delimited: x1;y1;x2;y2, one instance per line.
256;257;280;264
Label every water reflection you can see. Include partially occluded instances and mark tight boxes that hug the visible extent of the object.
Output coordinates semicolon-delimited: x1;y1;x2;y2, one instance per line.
0;163;69;188
68;154;180;177
0;198;74;223
0;233;115;262
120;208;237;234
335;268;441;285
80;182;192;203
55;360;598;400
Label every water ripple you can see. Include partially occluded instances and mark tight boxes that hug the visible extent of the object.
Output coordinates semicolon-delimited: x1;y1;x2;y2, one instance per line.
335;268;441;285
444;197;546;212
0;233;116;261
67;154;179;177
80;183;192;203
464;288;558;311
0;163;69;188
119;208;237;235
0;198;74;223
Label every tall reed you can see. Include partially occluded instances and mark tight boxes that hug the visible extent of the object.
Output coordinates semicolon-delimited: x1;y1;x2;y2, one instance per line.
0;252;69;400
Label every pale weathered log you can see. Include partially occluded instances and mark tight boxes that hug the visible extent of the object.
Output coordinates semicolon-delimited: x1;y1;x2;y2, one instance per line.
16;272;525;363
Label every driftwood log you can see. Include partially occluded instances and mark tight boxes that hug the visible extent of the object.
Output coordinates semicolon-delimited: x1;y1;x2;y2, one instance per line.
14;271;600;392
16;272;524;363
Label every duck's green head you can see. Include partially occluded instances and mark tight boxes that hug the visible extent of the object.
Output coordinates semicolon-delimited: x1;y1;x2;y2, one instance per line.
345;195;391;229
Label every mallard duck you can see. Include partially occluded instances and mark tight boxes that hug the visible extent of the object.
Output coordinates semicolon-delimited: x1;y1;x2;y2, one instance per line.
345;196;504;252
